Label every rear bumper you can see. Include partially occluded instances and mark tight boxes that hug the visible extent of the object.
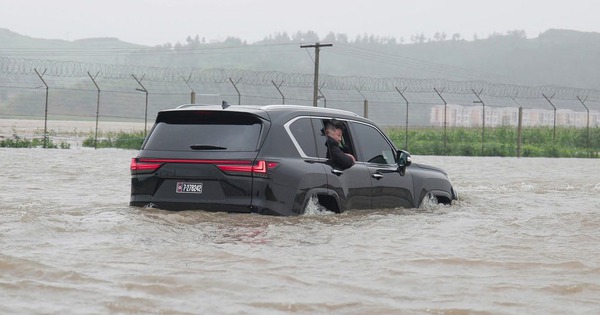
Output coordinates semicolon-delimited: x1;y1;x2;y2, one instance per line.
130;195;253;213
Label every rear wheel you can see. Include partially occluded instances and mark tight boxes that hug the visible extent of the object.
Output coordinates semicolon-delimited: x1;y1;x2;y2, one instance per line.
317;194;341;213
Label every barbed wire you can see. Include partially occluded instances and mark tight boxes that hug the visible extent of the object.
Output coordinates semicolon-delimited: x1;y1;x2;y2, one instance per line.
1;56;599;101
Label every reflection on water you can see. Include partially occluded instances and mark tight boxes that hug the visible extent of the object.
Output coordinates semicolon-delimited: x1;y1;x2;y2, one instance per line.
1;149;599;314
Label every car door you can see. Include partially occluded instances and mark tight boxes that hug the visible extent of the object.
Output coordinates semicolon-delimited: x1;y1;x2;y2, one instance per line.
312;118;371;211
349;122;415;209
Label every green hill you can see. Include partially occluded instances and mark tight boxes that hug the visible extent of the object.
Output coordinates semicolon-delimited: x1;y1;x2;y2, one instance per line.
2;27;600;89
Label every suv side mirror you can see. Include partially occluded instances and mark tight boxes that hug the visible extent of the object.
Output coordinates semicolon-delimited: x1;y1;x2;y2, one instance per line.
396;150;412;176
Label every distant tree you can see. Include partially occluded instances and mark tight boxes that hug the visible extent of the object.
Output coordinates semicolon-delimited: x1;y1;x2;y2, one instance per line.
323;32;336;42
275;32;290;43
292;31;303;42
506;30;527;39
368;34;378;44
261;32;291;44
488;32;503;39
337;33;349;43
292;31;319;43
354;34;364;44
452;33;462;41
223;36;243;45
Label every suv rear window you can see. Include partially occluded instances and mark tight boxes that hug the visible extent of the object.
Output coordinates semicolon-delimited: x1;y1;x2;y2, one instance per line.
143;110;263;152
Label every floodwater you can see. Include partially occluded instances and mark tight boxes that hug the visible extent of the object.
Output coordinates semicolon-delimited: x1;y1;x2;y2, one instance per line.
1;148;599;315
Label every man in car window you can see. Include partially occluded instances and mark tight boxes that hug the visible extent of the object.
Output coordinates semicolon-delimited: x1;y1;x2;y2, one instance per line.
324;120;355;170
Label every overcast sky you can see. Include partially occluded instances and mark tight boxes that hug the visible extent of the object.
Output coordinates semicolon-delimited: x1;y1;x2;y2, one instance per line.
1;0;598;46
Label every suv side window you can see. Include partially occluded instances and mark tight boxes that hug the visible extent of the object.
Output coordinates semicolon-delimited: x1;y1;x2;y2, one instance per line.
352;123;396;164
287;117;317;157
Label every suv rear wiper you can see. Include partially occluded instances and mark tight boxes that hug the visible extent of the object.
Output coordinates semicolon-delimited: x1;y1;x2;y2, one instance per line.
190;144;227;150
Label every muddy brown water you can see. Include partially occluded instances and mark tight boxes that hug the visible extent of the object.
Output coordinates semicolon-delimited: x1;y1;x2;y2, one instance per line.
1;148;599;314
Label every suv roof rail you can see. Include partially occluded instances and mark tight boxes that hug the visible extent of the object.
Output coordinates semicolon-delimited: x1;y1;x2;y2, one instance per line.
261;105;360;117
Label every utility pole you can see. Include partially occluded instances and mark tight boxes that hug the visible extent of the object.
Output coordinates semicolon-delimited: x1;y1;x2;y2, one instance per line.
301;42;332;106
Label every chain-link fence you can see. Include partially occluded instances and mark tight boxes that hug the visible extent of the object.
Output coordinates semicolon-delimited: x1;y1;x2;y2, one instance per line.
1;57;599;153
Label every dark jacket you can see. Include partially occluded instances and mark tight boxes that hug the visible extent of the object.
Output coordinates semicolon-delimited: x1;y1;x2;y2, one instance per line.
325;136;355;170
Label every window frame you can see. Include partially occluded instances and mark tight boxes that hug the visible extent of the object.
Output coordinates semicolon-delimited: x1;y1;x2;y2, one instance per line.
283;116;318;158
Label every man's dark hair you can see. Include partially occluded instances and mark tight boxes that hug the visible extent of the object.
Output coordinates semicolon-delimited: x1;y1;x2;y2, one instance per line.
327;119;344;130
322;119;344;135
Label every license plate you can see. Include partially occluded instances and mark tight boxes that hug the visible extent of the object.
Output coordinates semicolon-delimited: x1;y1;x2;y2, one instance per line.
176;182;203;194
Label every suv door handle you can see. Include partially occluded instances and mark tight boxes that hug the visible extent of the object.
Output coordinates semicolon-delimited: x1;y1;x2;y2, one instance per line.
331;169;344;175
372;173;384;179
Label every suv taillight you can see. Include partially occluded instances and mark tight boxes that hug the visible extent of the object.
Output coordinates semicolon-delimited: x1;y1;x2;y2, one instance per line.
216;160;278;177
130;158;278;177
130;158;163;174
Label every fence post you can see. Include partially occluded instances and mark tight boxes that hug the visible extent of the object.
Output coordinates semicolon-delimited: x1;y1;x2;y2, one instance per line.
182;73;196;104
87;71;101;149
472;89;485;156
271;80;285;104
542;93;557;140
395;86;410;150
510;93;523;158
433;88;447;152
34;68;49;148
576;96;591;157
132;74;149;137
355;87;368;118
318;86;327;108
517;107;523;157
229;77;242;105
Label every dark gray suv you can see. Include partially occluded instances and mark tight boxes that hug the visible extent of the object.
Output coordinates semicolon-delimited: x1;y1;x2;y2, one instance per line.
130;104;457;215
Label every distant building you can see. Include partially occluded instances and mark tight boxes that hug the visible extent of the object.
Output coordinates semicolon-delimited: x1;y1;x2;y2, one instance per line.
430;105;600;128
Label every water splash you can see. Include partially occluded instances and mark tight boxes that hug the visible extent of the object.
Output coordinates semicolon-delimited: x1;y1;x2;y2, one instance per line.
419;193;445;212
303;195;335;216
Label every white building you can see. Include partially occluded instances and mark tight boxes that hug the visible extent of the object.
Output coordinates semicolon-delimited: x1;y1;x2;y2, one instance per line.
430;105;600;128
